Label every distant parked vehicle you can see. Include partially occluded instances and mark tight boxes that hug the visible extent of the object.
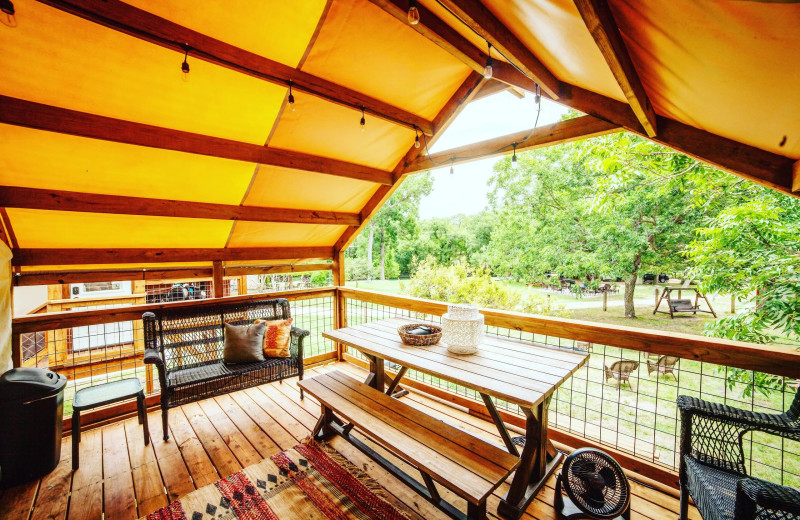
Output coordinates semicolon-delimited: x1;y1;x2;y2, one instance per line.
146;283;208;304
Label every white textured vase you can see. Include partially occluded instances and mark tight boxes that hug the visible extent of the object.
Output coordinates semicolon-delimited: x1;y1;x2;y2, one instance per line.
441;304;484;355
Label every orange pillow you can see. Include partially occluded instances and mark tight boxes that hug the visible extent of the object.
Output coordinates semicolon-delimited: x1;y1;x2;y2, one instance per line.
255;318;293;358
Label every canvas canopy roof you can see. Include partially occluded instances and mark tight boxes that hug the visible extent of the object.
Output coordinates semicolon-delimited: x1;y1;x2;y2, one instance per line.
0;0;797;282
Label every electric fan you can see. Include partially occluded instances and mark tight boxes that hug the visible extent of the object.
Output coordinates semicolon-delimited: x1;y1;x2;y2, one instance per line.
554;448;631;520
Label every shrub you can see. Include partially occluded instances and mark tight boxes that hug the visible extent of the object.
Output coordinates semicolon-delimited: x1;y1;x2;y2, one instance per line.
404;257;570;317
310;271;332;287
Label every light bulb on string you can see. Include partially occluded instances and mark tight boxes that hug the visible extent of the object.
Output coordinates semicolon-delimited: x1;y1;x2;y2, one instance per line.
449;159;455;175
407;0;420;25
511;143;518;169
360;107;366;132
534;84;541;105
414;127;421;149
287;81;295;112
483;42;493;80
180;44;190;82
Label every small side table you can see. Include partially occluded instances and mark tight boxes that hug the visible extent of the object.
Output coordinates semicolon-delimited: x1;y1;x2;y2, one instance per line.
72;378;149;470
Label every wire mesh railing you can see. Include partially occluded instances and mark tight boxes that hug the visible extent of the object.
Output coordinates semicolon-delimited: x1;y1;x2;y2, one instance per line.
341;291;800;488
12;288;337;418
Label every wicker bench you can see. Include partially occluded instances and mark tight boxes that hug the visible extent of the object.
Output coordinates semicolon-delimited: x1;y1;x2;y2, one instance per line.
300;370;519;520
143;298;309;440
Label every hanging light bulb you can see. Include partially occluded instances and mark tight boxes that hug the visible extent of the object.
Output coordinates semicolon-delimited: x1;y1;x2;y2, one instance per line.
483;42;493;80
180;44;190;82
287;81;295;112
407;0;420;25
1;0;17;27
360;107;366;132
449;159;455;175
511;143;518;169
414;127;421;149
534;84;541;105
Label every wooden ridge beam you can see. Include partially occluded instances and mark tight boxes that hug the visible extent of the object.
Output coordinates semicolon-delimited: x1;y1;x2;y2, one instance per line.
574;0;657;136
37;0;433;135
436;0;560;99
334;72;487;252
0;96;393;185
11;247;334;266
403;115;620;174
0;186;361;226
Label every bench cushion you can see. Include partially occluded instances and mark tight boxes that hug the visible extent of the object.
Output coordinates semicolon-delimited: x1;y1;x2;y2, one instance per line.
299;370;519;505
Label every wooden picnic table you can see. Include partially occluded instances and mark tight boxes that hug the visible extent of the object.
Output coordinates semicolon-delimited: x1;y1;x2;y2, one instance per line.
323;317;589;519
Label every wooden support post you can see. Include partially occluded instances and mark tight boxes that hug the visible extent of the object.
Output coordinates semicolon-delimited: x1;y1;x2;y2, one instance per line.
603;291;608;312
239;275;248;295
212;261;224;298
11;331;21;368
332;250;346;360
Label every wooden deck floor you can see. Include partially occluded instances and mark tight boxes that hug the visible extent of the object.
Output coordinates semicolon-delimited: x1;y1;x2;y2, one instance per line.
0;361;698;520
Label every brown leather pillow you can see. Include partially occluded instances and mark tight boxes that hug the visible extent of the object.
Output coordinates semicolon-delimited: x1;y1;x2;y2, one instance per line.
222;322;266;364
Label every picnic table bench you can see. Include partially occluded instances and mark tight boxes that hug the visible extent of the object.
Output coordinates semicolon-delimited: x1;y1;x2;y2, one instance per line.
300;370;519;520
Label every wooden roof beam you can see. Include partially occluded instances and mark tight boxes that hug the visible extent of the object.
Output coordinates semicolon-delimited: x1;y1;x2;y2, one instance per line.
793;160;800;193
574;0;657;136
0;187;361;227
11;247;334;266
0;96;393;185
436;0;560;99
403;115;620;174
38;0;433;135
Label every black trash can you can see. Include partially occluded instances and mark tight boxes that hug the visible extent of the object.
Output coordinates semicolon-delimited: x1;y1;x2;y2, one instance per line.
0;367;67;488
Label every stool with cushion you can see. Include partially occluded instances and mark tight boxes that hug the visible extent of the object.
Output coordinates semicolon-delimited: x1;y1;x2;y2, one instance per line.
72;378;149;470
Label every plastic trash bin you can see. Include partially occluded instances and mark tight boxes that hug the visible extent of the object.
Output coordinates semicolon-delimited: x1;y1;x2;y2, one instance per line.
0;367;67;488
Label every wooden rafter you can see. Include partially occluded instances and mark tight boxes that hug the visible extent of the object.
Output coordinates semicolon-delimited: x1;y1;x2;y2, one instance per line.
436;0;560;99
403;115;620;174
0;96;393;185
334;72;487;253
11;247;334;266
792;160;800;193
573;0;657;136
367;0;539;94
37;0;433;135
0;187;361;227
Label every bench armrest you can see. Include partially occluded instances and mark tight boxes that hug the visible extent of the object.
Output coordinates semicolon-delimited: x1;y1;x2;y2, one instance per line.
735;478;800;519
290;326;310;362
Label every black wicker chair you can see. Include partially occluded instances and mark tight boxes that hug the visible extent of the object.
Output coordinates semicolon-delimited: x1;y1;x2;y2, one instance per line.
143;298;309;440
678;389;800;520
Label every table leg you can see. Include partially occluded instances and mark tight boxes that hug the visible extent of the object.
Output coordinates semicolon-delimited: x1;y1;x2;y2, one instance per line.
498;397;562;520
364;354;385;392
385;365;408;396
480;393;519;457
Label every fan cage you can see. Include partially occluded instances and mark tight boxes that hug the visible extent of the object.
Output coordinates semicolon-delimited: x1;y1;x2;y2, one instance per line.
561;448;630;519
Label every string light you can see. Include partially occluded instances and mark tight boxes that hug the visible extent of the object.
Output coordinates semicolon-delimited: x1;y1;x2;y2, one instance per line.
407;0;420;25
414;127;421;149
511;143;518;169
180;44;190;82
534;84;541;105
360;106;366;132
287;81;295;111
0;0;16;27
449;158;455;174
483;42;493;80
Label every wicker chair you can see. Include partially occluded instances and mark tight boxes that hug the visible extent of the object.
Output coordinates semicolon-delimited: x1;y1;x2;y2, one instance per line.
604;360;640;387
678;390;800;520
143;298;309;440
647;355;679;380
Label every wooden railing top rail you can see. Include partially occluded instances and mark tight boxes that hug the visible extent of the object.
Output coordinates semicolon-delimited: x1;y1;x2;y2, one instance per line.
339;287;800;379
12;287;336;333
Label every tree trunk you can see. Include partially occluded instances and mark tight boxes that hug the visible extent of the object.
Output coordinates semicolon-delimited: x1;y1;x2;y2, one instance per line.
624;253;642;318
367;223;374;281
380;232;386;281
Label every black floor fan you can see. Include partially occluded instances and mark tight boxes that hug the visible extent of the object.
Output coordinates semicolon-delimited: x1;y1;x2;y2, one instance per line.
555;448;631;520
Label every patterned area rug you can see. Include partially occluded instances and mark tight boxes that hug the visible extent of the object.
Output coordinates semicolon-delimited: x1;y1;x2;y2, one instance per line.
142;439;414;520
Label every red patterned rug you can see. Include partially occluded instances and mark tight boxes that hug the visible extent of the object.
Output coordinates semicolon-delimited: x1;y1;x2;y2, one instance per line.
142;439;414;520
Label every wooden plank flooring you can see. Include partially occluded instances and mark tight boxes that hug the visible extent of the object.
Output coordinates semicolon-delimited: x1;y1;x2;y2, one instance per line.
0;361;699;520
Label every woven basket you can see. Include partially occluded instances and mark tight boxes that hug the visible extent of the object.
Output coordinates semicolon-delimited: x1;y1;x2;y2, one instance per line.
397;323;442;346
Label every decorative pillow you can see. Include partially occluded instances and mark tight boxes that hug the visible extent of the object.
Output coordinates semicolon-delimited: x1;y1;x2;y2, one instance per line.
255;318;293;358
222;322;266;364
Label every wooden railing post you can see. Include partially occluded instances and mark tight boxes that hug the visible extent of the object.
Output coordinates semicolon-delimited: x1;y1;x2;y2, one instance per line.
212;260;224;298
332;250;346;360
11;330;21;368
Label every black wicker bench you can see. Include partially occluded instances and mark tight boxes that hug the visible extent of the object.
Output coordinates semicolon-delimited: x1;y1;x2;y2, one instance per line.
143;298;309;440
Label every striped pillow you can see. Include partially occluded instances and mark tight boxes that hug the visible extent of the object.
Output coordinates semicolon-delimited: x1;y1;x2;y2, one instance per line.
255;318;293;358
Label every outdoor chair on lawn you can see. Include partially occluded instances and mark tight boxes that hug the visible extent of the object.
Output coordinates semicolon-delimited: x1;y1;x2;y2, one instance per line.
604;360;640;388
678;389;800;520
647;355;679;380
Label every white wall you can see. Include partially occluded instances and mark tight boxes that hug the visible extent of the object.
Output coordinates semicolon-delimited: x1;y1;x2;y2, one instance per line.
0;243;12;372
13;285;47;317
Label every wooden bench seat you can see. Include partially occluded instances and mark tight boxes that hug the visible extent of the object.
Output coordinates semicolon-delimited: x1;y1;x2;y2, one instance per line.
299;370;519;520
